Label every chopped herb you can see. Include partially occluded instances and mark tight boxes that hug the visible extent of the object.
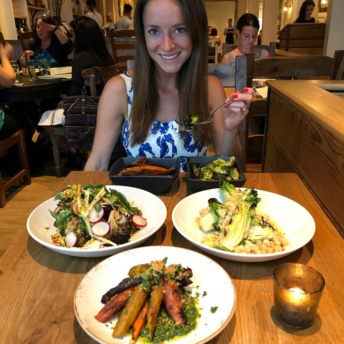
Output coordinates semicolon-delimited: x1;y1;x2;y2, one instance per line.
203;291;207;297
210;306;218;313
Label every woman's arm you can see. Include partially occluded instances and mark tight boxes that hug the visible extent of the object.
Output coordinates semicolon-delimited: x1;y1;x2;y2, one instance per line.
0;43;16;87
208;76;253;158
84;75;128;171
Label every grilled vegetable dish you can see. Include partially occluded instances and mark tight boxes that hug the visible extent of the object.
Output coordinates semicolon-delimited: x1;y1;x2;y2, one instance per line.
117;156;176;176
49;184;147;248
96;258;200;343
190;157;240;181
196;181;289;254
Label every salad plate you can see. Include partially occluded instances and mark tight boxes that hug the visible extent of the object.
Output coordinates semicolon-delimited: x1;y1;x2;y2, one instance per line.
27;185;166;258
172;188;316;263
74;246;236;344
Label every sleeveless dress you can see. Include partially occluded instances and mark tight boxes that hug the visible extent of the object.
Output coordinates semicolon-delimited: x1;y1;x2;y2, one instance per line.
119;73;208;171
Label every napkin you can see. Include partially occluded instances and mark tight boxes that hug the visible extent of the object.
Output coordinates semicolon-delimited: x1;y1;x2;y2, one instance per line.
38;108;65;126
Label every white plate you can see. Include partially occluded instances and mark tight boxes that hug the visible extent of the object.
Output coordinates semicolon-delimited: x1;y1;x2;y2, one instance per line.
39;76;62;82
74;246;236;344
172;188;316;262
27;186;167;257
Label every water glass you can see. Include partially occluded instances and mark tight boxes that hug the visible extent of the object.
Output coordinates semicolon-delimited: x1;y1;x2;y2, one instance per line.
10;60;21;83
38;59;50;76
28;60;36;81
19;56;28;76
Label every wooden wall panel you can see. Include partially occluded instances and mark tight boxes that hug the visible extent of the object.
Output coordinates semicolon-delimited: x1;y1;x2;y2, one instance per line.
264;80;344;234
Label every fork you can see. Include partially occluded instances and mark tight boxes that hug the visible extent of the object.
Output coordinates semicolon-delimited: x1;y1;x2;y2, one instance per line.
183;99;235;127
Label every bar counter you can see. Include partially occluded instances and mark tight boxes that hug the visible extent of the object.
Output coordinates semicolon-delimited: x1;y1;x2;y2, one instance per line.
0;172;343;343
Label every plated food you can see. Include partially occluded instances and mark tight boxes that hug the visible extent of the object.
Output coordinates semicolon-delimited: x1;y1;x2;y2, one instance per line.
74;246;236;344
186;156;246;194
27;185;166;257
48;184;148;248
189;156;240;181
109;158;180;194
172;185;316;262
195;181;289;254
96;258;198;343
117;156;176;176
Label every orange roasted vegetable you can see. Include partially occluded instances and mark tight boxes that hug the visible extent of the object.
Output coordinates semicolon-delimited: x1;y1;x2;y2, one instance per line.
112;284;149;337
147;277;164;339
162;276;187;326
95;287;135;323
117;156;175;176
132;301;149;342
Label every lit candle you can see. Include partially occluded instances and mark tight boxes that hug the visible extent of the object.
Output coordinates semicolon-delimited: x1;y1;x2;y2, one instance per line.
273;264;325;328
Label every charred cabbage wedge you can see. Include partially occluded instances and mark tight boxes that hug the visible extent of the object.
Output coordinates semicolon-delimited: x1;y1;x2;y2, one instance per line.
197;181;288;253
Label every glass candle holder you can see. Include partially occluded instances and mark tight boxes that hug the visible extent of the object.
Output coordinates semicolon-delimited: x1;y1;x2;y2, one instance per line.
273;263;325;328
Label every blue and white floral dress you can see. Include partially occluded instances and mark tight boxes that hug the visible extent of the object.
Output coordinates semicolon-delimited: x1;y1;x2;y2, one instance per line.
120;73;208;171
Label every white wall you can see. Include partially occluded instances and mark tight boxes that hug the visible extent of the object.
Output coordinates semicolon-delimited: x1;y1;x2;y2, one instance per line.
324;0;344;57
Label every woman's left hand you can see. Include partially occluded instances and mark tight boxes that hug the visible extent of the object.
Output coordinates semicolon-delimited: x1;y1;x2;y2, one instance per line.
222;87;255;131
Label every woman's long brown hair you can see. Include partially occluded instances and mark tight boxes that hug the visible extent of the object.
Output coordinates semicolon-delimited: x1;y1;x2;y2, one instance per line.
130;0;211;146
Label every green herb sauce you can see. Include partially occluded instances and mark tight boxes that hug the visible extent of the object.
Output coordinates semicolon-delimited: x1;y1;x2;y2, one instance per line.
138;292;201;343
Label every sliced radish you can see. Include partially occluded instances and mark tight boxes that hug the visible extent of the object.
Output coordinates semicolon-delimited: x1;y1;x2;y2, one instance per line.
92;221;110;237
54;206;60;213
89;206;104;223
65;231;78;247
131;215;147;228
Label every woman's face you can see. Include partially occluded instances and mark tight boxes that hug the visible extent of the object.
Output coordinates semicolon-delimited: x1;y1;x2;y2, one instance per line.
237;25;258;53
143;0;192;74
305;5;314;19
36;19;51;40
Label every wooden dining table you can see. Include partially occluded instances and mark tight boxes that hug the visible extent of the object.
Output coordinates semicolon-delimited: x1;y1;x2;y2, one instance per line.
0;74;72;103
0;171;343;343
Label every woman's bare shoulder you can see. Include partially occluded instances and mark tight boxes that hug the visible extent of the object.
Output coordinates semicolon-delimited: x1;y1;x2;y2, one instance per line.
102;74;128;94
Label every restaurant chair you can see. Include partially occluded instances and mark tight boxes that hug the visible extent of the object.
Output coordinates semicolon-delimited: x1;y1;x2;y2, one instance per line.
19;31;35;52
0;129;31;207
332;50;344;80
80;65;126;164
109;29;136;73
82;64;120;96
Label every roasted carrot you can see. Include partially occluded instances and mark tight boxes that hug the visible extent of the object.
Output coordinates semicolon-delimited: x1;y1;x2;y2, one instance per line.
112;284;149;337
147;277;164;339
95;286;135;323
132;300;149;342
163;276;187;326
118;165;175;176
101;277;142;304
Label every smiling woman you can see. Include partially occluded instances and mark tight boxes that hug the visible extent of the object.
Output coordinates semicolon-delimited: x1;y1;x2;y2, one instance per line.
84;0;254;173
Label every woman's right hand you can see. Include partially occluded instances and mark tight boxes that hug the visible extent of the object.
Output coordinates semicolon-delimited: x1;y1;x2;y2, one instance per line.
23;50;34;57
0;42;14;59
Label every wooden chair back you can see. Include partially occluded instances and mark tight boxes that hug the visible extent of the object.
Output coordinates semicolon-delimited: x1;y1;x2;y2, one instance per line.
279;23;326;55
82;64;120;96
253;55;334;80
332;50;344;80
109;29;136;73
19;31;35;51
0;129;31;207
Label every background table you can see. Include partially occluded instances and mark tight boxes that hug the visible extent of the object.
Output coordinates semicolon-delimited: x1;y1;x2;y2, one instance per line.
0;172;343;343
0;75;71;103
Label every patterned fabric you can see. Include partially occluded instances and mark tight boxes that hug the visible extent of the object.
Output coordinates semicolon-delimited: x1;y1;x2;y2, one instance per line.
119;73;208;171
